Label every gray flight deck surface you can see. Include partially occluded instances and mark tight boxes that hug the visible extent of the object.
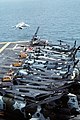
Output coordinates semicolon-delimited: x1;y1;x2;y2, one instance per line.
0;41;80;120
0;41;29;77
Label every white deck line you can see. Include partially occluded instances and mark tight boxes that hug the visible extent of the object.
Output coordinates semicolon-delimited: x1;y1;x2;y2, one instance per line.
13;44;18;50
0;42;11;53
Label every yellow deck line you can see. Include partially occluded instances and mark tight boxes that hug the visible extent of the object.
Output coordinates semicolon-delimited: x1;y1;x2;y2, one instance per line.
0;42;11;53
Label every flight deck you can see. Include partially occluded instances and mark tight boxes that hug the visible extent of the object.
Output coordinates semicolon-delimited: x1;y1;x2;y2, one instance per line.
0;37;80;120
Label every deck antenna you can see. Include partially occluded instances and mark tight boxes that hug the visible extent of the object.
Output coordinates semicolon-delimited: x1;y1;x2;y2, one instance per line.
30;27;40;45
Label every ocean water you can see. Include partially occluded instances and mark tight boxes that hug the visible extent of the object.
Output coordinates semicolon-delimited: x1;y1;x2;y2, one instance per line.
0;0;80;47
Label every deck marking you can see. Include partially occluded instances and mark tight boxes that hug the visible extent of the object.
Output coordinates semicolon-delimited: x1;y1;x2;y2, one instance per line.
13;44;18;50
0;42;11;53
